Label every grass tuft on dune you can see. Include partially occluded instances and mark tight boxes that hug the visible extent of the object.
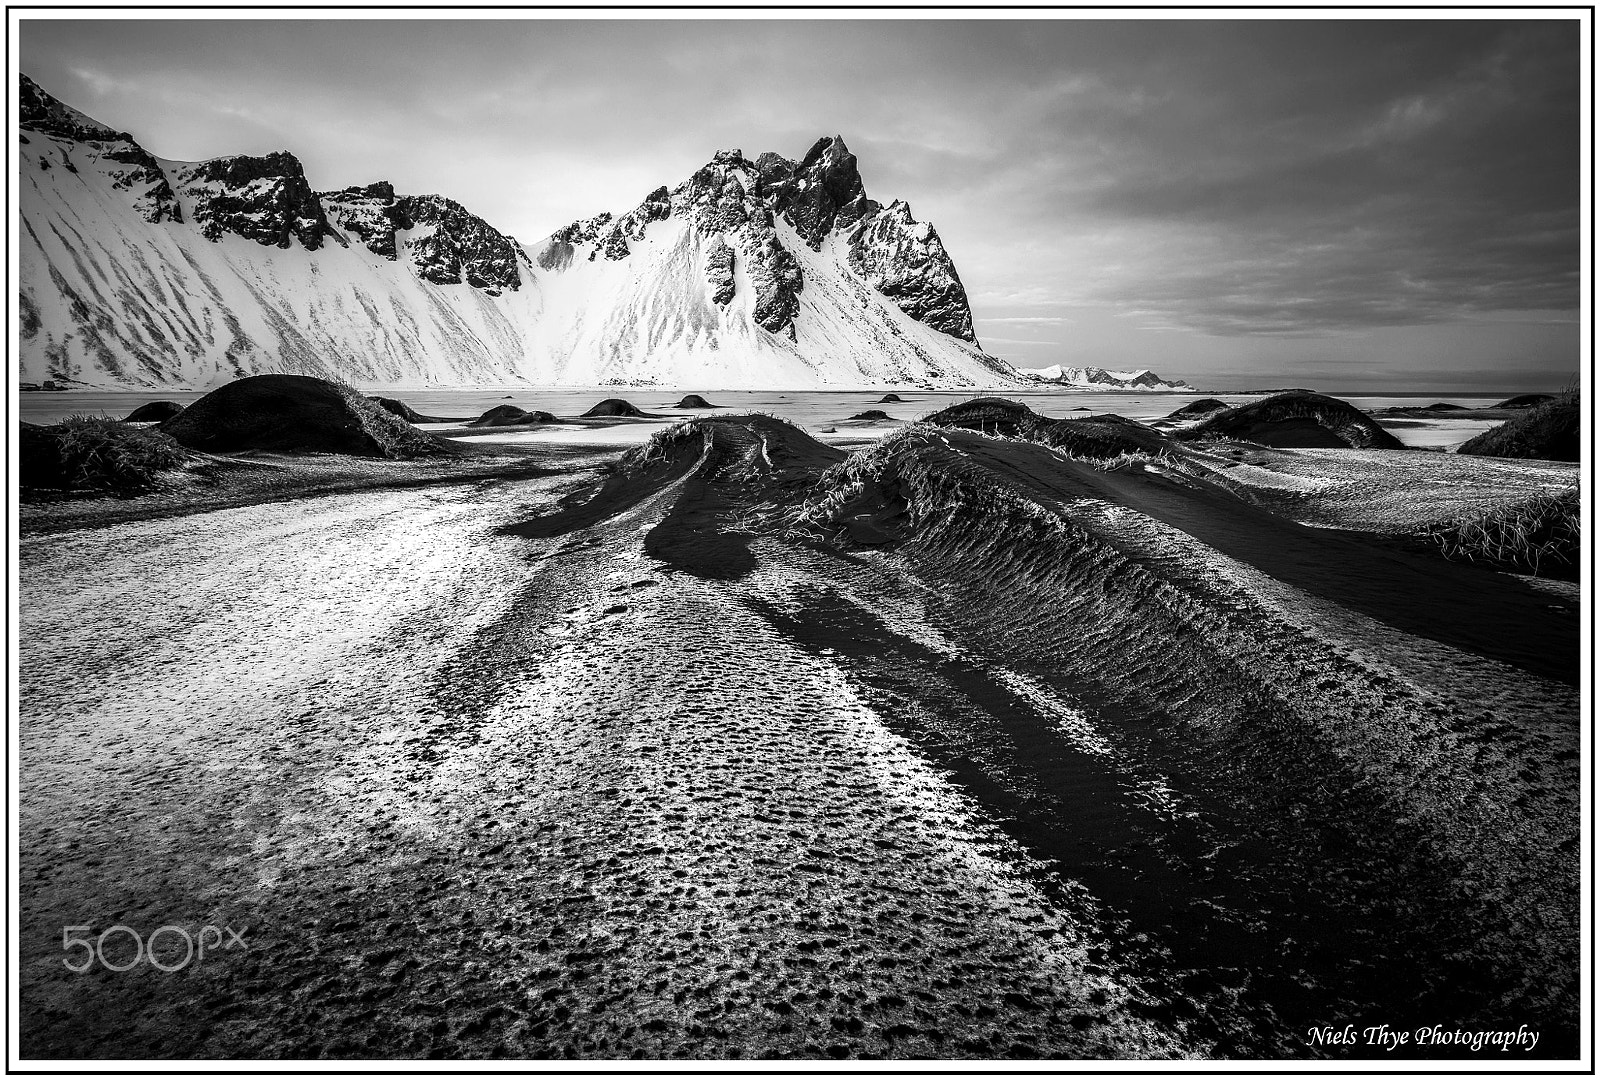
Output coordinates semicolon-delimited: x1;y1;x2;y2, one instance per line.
1424;486;1580;579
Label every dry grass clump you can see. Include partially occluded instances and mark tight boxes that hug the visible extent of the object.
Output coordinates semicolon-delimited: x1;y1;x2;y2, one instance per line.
46;415;189;496
1423;487;1580;578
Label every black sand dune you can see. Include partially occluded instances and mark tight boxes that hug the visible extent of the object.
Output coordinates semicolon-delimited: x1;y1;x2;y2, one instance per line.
1163;398;1229;421
468;405;558;427
123;400;185;423
926;397;1171;460
491;412;1575;1056
582;397;647;418
1181;392;1405;449
20;401;1577;1060
505;415;843;579
674;394;717;409
159;374;453;458
368;396;467;424
1458;396;1579;462
1372;402;1511;420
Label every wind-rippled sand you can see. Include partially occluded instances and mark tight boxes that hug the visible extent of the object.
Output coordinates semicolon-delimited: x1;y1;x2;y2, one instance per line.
19;413;1579;1061
20;473;1189;1059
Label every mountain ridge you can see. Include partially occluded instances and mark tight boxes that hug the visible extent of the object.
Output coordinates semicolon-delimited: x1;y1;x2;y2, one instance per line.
1017;365;1193;391
19;74;1021;390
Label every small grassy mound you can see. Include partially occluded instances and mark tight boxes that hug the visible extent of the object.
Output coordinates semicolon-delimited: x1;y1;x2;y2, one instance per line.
368;396;465;424
675;394;717;409
1457;395;1579;462
469;405;558;427
1181;391;1405;450
21;415;190;497
160;374;451;458
124;400;185;423
1492;393;1555;409
1164;398;1229;420
1424;487;1579;579
583;398;645;418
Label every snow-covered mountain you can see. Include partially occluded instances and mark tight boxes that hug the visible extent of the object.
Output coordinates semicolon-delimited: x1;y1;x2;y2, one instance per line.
18;74;1020;390
1017;365;1192;391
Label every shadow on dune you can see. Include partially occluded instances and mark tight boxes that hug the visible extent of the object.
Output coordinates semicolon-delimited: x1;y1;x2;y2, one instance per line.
501;414;844;580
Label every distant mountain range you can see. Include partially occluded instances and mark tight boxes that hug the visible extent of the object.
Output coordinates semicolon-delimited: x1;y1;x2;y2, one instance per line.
19;74;1022;390
1016;365;1193;391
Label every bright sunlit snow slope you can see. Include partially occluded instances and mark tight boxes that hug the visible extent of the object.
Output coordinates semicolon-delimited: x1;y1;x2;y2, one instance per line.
19;75;1021;391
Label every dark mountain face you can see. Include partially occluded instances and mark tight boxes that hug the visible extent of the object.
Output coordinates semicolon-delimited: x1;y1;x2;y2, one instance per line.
551;136;982;347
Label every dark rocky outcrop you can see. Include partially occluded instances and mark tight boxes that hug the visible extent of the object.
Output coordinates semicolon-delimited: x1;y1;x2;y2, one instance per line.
173;152;333;250
123;400;186;423
705;236;736;307
676;395;717;409
392;195;526;293
877;394;903;404
159;374;451;457
848;410;892;421
321;182;409;259
1180;392;1405;450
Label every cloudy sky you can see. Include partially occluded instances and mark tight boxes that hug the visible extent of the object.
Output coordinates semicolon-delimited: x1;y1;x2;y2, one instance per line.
19;16;1583;390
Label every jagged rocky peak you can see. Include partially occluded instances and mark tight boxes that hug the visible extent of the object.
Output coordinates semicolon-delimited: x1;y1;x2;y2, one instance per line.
19;73;181;225
771;135;881;250
173;151;333;251
544;133;978;346
753;151;796;192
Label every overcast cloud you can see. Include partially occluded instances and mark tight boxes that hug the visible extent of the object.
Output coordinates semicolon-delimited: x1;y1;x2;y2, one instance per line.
19;17;1582;389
